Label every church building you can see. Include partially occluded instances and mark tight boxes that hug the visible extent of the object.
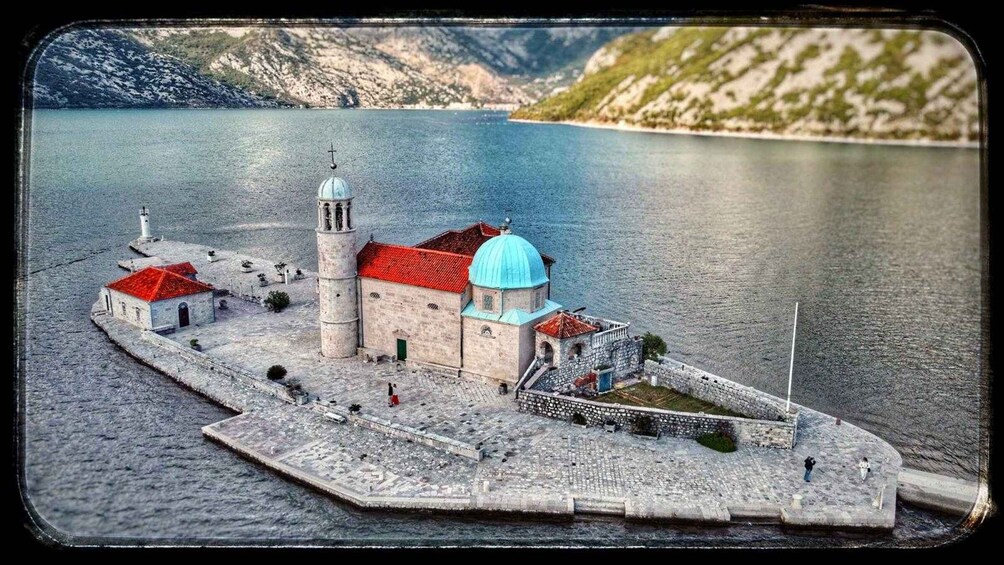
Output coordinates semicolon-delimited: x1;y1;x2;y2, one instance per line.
312;143;645;386
314;162;614;384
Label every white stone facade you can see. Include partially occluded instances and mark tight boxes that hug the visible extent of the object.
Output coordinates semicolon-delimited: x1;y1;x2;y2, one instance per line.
359;277;464;369
101;287;214;331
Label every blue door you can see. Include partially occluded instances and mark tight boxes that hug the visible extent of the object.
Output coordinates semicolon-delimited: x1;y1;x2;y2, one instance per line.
598;371;613;392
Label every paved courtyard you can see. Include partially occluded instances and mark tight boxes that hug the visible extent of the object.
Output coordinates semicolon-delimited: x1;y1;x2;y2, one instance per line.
111;239;904;527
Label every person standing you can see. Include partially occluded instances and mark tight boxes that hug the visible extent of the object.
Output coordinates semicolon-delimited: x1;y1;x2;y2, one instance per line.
859;457;871;481
804;456;816;482
387;382;395;407
391;383;400;407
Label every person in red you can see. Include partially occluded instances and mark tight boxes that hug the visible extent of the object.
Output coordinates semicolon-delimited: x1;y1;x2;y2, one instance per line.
388;382;400;407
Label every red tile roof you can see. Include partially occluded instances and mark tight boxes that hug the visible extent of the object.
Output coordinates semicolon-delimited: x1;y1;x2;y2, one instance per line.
357;242;472;294
106;266;214;302
535;312;599;339
416;222;555;266
160;262;198;277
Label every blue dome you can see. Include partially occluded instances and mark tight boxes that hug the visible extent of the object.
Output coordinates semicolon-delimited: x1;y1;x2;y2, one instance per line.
469;234;549;290
318;176;352;200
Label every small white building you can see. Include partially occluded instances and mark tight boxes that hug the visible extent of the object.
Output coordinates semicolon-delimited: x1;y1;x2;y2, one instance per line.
100;263;216;332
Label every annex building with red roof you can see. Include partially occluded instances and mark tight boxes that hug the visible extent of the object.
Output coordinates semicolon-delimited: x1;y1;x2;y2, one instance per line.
101;263;215;332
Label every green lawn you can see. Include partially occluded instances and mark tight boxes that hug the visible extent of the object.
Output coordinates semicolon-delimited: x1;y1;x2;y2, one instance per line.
593;382;743;418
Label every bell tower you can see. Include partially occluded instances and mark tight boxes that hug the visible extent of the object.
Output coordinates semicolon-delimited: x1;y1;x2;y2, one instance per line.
316;144;359;358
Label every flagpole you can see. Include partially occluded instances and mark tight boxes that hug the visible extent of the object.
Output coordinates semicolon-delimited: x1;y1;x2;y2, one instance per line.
786;301;798;413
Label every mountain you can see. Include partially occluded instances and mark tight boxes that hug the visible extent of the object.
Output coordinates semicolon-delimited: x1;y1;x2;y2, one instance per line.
32;27;631;110
510;27;979;143
31;29;286;109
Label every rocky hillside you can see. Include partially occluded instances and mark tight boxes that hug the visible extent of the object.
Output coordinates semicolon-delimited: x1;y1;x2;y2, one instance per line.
511;27;979;142
33;27;629;109
32;29;286;109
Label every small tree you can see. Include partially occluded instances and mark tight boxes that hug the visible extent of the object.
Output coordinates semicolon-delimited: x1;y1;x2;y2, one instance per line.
266;365;287;380
274;262;287;275
264;291;291;312
642;332;668;361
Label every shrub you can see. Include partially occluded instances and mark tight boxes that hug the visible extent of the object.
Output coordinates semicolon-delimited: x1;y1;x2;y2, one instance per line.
241;260;253;268
266;365;287;380
349;403;361;413
571;412;587;426
189;338;199;348
631;414;656;436
697;432;736;453
642;332;668;361
264;291;291;312
274;262;287;275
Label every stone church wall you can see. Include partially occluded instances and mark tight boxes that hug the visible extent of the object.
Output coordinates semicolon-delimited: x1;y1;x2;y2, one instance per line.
359;277;463;368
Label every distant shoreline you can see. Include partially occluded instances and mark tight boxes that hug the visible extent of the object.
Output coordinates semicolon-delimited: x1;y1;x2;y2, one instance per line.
508;118;980;149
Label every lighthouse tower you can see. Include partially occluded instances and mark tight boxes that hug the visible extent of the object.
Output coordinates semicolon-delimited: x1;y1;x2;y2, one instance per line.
316;147;359;358
139;206;154;242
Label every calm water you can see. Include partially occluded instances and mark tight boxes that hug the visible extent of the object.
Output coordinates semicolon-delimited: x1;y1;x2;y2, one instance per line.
21;109;980;545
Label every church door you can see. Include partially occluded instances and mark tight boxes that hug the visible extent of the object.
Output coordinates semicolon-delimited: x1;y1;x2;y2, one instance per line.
178;302;190;328
396;339;407;362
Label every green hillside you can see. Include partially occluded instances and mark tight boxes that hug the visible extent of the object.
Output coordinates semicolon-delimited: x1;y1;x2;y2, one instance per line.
511;27;978;142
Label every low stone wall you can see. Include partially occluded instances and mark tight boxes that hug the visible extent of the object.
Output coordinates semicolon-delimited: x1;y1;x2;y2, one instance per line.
648;358;793;423
533;337;643;392
516;390;797;449
321;404;484;461
142;330;296;404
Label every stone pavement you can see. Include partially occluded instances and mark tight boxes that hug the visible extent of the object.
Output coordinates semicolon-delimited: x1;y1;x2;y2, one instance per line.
106;239;904;528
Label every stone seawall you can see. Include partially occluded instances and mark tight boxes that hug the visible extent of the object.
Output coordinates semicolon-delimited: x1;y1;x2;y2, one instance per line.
533;337;643;392
516;390;797;449
648;358;794;423
142;330;297;405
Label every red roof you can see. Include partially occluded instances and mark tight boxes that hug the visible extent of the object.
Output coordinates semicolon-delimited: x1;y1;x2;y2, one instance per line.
535;312;599;339
159;262;198;277
357;242;472;294
416;222;555;266
106;266;214;302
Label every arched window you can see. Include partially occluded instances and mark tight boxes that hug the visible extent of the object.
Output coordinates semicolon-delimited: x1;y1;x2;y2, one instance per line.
482;294;494;311
480;325;493;337
540;341;554;365
346;202;352;230
323;203;332;231
178;302;190;328
334;203;344;231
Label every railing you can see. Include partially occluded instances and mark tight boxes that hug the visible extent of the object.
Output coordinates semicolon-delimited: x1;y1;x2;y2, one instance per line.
515;357;542;397
591;325;630;348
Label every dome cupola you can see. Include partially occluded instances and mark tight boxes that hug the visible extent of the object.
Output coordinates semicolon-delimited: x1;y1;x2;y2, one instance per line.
469;233;548;290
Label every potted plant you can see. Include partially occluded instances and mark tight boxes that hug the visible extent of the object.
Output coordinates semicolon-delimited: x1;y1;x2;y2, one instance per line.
294;268;304;280
571;412;588;428
240;260;253;273
257;273;269;287
603;419;617;433
274;262;288;282
348;403;361;414
189;338;202;352
207;250;217;262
